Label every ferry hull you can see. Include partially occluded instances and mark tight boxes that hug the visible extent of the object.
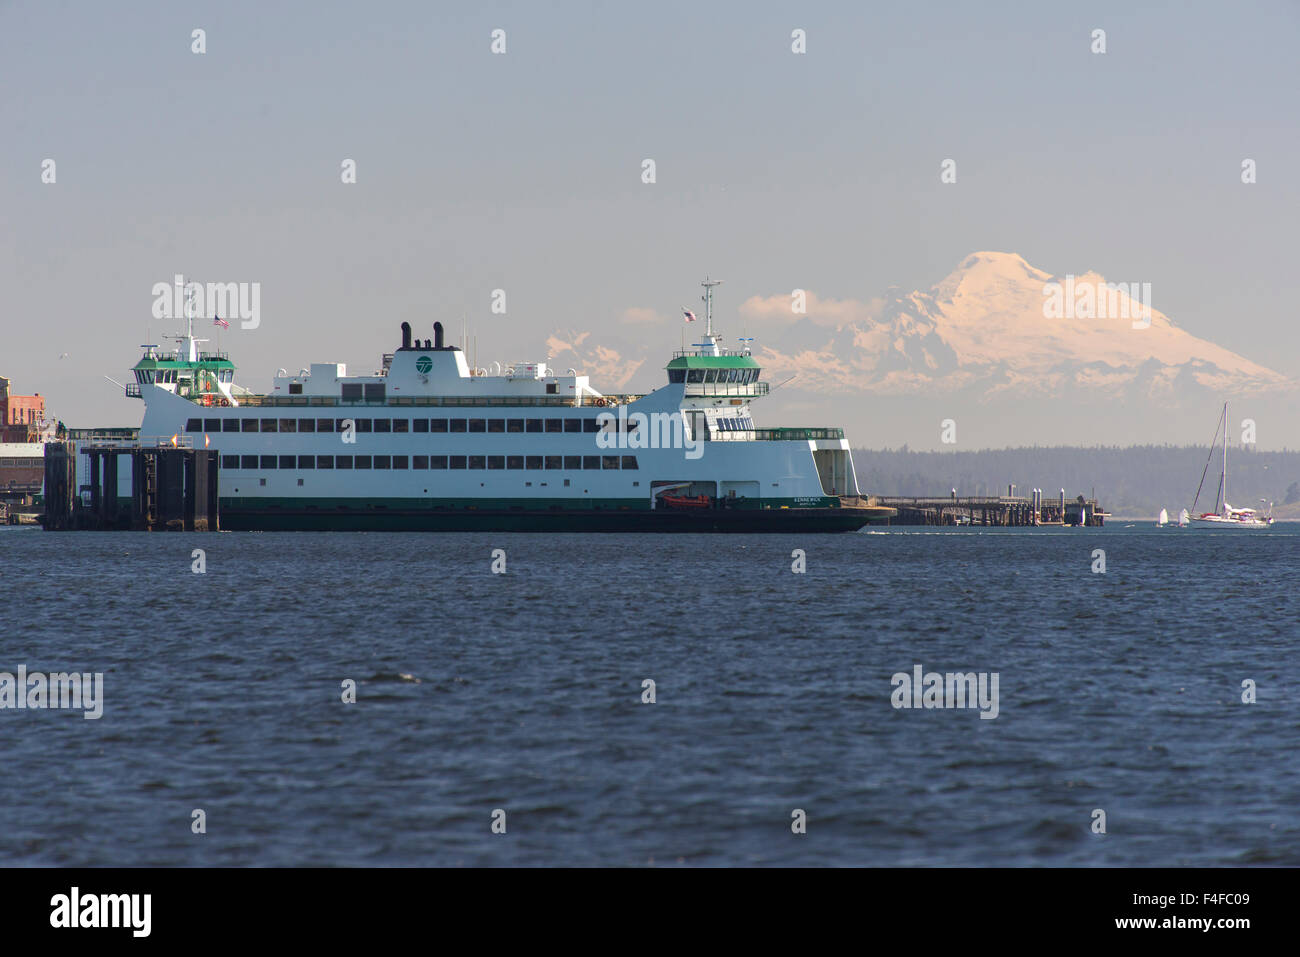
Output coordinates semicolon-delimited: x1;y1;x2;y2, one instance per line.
219;503;891;533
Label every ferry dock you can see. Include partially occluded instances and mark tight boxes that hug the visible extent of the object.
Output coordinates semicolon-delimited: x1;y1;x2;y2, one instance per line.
875;489;1107;527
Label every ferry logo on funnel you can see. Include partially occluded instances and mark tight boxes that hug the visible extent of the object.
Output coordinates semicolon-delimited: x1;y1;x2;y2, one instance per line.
595;408;703;459
415;355;433;373
150;274;261;329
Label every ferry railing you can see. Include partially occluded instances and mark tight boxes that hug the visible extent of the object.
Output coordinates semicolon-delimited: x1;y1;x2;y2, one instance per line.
751;427;845;441
228;393;646;409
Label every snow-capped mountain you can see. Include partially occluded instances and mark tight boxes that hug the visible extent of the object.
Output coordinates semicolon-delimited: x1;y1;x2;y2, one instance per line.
745;252;1288;400
542;252;1295;447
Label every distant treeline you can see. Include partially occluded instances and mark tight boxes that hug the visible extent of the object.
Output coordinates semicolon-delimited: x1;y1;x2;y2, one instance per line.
851;445;1300;516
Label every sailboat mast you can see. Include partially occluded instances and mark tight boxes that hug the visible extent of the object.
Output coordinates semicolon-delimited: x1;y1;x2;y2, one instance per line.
1222;401;1228;511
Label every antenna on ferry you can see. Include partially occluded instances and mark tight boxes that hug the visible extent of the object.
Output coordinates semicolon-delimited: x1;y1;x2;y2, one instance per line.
700;277;723;338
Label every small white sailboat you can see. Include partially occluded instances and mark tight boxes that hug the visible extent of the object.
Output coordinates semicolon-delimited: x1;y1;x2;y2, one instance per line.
1188;402;1273;529
1178;508;1189;527
1156;507;1169;527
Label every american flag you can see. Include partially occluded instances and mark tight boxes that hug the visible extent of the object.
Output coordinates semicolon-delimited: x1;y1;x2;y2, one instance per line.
213;316;230;330
682;309;697;322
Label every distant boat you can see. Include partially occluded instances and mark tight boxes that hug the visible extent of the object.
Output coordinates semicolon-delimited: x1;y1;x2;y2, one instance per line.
1156;507;1169;527
1178;508;1189;527
1188;402;1273;529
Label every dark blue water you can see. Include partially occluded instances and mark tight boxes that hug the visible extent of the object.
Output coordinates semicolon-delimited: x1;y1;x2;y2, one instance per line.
2;524;1298;866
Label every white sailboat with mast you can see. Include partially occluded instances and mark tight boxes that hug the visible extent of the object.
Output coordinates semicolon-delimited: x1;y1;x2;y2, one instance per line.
1188;401;1273;529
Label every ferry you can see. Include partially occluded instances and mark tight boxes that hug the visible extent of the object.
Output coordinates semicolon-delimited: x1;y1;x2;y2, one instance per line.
120;280;894;532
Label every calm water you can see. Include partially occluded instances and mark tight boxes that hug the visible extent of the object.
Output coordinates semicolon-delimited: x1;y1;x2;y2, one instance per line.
2;524;1298;866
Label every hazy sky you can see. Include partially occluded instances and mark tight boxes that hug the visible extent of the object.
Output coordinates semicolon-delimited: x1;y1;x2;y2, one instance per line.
3;1;1298;436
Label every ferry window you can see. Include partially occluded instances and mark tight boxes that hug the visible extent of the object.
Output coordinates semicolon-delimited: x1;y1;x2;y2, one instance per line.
621;456;638;470
413;418;429;433
545;455;562;469
237;419;254;433
355;419;372;433
564;419;581;433
204;418;221;431
413;455;428;469
392;455;408;469
564;456;582;469
506;455;523;469
546;383;557;394
583;456;600;469
430;456;448;469
526;456;543;469
488;456;505;469
185;419;201;432
241;455;258;469
363;384;385;402
289;383;303;395
449;418;467;433
260;455;277;469
602;456;620;469
668;369;685;383
341;384;363;401
299;419;316;433
354;456;372;469
431;419;448;432
279;455;296;469
704;369;717;383
261;419;278;433
373;455;391;469
506;419;523;433
314;418;333;432
545;419;563;433
468;418;486;432
373;418;391;433
526;418;543;433
392;419;408;433
449;456;466;469
317;456;334;469
279;418;296;433
468;455;486;469
687;369;705;383
299;456;315;470
583;418;599;433
487;419;505;433
336;456;353;470
221;455;239;469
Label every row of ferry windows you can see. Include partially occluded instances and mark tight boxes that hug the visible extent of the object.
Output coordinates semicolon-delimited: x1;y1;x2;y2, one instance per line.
220;454;639;471
667;368;760;384
137;369;234;384
186;416;636;434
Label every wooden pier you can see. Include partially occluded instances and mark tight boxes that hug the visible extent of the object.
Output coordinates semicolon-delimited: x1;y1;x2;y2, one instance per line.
875;492;1107;527
42;442;220;531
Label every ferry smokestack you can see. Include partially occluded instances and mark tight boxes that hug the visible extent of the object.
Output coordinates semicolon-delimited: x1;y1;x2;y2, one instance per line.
434;321;444;350
400;321;412;350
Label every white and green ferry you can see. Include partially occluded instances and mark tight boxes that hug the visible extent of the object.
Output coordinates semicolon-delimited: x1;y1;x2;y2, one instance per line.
123;281;891;531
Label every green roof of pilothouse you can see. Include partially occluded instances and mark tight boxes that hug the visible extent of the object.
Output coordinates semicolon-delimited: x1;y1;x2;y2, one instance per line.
665;354;759;369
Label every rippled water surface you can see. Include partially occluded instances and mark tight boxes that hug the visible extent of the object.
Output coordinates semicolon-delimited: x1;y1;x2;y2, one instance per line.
2;524;1298;866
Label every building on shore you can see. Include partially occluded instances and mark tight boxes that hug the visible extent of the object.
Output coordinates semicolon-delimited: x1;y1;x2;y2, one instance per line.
0;375;47;443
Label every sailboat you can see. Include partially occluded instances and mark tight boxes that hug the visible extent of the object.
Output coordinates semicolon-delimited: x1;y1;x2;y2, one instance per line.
1156;507;1169;527
1178;508;1189;527
1188;402;1273;529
